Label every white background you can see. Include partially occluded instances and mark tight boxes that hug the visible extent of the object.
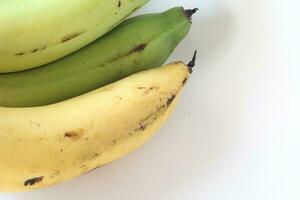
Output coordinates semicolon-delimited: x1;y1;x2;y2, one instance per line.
1;0;299;199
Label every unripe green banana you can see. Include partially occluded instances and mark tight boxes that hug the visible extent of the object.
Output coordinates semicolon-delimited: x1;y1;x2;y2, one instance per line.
0;7;196;107
0;0;149;73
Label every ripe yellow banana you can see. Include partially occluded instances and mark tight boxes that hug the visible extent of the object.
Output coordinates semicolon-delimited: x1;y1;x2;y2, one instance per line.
0;61;193;191
0;0;148;73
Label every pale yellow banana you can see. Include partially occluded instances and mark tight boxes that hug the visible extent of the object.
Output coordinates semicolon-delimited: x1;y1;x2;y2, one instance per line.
0;0;148;73
0;61;192;191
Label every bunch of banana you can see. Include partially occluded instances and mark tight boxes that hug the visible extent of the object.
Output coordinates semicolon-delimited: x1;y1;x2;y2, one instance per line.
0;3;198;192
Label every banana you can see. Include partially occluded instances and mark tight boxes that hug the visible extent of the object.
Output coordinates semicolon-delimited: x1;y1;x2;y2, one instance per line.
0;60;193;191
0;0;149;73
0;7;195;107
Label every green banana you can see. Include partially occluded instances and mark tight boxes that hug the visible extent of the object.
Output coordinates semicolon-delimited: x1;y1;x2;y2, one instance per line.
0;0;149;73
0;7;196;107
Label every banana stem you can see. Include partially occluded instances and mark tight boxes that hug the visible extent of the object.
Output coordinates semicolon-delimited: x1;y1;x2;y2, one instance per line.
187;51;197;73
184;8;199;21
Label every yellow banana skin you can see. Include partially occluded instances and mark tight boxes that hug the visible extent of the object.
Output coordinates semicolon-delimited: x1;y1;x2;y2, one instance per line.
0;62;191;191
0;0;148;73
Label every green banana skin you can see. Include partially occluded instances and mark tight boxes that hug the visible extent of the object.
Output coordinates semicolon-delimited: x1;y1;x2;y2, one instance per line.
0;7;194;107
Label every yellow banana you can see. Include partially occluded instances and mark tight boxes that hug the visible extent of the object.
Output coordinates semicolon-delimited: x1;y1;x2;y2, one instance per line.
0;61;193;191
0;0;148;73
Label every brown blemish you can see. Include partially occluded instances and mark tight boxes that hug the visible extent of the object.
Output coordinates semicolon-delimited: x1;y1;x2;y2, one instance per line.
143;86;160;95
31;46;47;53
133;94;178;133
34;47;46;52
118;0;121;8
15;52;25;56
113;139;117;144
167;95;176;106
31;48;39;53
149;86;159;90
134;123;148;132
125;44;147;56
64;128;84;141
24;176;43;186
137;85;160;95
62;32;84;43
106;43;148;64
139;124;147;131
182;78;188;85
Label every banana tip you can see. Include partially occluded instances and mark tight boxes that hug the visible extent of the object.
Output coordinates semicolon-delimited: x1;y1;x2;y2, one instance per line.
187;51;197;73
184;8;199;21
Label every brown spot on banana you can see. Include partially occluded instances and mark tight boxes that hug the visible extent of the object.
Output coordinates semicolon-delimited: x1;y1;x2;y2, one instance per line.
167;95;176;106
97;43;148;67
143;86;160;95
137;85;160;95
64;128;85;141
14;45;48;56
134;94;177;132
31;48;39;53
24;176;43;186
62;31;85;43
31;46;47;53
139;124;147;131
124;44;147;56
182;78;188;85
15;52;25;56
94;153;101;157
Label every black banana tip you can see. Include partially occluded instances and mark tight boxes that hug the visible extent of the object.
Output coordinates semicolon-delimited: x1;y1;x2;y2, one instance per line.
187;51;197;73
184;8;199;21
